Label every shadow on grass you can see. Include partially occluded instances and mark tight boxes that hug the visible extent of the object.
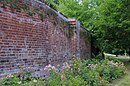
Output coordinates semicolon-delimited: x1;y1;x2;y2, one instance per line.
105;55;130;86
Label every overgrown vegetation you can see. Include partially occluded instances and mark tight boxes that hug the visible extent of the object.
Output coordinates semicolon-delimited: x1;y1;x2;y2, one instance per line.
80;30;91;44
1;58;126;86
0;0;74;39
0;0;46;21
104;56;130;86
46;0;130;56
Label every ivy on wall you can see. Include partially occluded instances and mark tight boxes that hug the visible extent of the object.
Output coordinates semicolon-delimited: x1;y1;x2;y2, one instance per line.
0;0;74;39
80;30;91;44
0;0;46;21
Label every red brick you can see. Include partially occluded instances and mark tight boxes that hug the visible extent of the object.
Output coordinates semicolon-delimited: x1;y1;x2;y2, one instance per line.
0;1;91;77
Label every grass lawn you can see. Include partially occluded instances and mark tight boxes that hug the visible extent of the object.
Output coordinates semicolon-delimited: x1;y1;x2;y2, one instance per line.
109;62;130;86
105;54;130;86
110;72;130;86
1;54;130;86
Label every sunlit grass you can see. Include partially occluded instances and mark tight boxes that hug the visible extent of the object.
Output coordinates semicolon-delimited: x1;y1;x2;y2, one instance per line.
109;71;130;86
106;55;130;86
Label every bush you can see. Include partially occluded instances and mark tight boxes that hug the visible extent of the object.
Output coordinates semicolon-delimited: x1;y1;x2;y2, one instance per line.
75;58;126;86
1;75;19;86
1;58;127;86
1;70;45;86
45;58;126;86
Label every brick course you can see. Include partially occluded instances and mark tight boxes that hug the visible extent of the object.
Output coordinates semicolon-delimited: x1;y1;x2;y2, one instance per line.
0;0;91;77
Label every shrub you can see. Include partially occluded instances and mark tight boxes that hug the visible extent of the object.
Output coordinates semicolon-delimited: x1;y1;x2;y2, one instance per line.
79;59;126;86
1;70;45;86
1;58;127;86
46;69;85;86
1;75;19;86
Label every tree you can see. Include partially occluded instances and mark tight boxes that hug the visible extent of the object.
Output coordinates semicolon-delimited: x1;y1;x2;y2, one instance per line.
46;0;130;55
57;0;98;29
92;0;130;54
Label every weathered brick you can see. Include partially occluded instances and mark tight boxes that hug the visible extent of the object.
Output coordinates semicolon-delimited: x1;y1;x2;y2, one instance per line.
0;1;91;77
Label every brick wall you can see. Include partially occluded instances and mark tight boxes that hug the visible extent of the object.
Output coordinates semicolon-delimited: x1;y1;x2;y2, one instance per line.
80;30;91;58
0;0;91;77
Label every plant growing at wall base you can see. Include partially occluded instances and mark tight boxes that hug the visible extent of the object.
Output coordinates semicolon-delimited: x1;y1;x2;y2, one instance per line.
1;75;19;86
38;13;46;21
1;58;127;86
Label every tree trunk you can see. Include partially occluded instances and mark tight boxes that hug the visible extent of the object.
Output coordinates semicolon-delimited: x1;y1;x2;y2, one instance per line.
128;47;130;57
101;51;105;59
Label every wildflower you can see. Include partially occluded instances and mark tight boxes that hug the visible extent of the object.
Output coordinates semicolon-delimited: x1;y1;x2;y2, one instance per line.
89;64;97;69
109;61;115;65
115;62;118;65
61;74;65;79
43;67;47;71
88;64;91;66
17;81;22;84
52;66;56;70
33;79;37;83
56;64;60;67
6;74;14;78
48;64;52;68
62;62;71;69
44;64;58;72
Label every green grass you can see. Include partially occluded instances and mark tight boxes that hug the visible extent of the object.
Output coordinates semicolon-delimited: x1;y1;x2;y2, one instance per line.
106;55;130;86
1;55;130;86
109;70;130;86
19;81;45;86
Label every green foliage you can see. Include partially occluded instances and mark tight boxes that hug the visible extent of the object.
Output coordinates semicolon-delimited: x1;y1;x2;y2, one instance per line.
67;28;74;39
1;75;19;86
46;0;59;9
80;30;91;44
80;59;126;86
47;71;61;86
46;70;85;86
48;0;130;54
45;58;126;86
92;0;130;53
27;11;34;16
0;0;47;19
1;58;126;86
1;70;44;86
38;13;46;21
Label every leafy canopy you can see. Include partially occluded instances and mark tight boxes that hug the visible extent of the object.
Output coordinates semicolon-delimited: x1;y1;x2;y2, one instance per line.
46;0;130;54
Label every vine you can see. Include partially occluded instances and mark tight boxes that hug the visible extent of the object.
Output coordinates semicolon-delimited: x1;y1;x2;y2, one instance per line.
0;0;46;21
0;0;74;38
61;21;74;39
80;30;91;44
68;27;74;39
38;13;46;21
